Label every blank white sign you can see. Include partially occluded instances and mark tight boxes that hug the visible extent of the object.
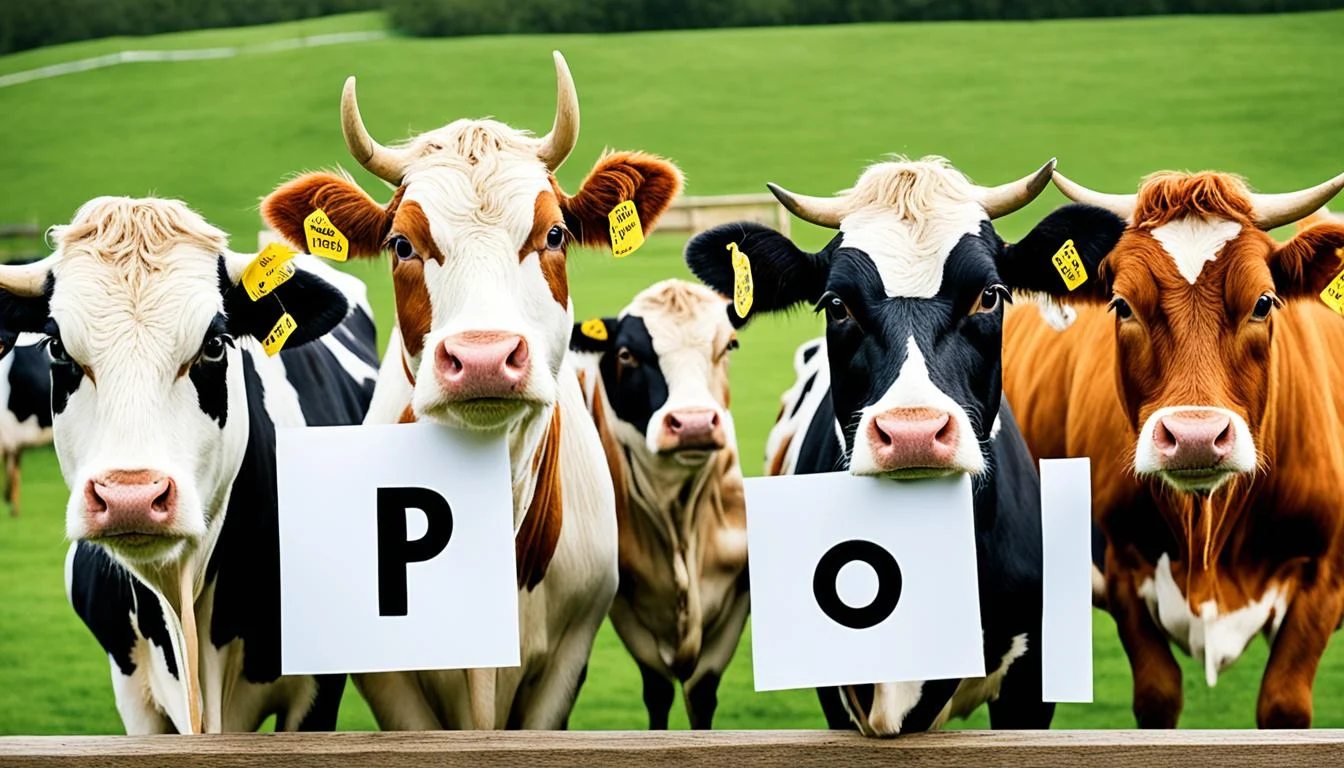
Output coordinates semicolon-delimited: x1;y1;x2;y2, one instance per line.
276;423;519;675
1040;458;1093;702
745;473;984;692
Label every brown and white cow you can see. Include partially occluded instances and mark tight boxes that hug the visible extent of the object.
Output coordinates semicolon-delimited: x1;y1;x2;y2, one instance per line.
568;279;748;729
1003;168;1344;728
261;52;683;730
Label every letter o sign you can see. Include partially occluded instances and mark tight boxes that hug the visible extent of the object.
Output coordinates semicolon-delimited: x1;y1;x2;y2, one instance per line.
812;539;902;630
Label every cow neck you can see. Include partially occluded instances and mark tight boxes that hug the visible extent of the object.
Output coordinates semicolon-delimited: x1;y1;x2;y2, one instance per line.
514;403;563;591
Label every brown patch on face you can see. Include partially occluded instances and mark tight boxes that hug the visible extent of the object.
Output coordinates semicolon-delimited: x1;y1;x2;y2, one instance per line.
392;201;445;266
517;406;563;591
519;188;569;306
385;201;445;359
398;404;418;424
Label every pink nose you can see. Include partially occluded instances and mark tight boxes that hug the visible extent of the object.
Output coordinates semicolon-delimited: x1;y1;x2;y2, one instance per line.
84;470;177;537
661;408;726;451
869;408;958;471
1154;411;1235;470
434;331;530;400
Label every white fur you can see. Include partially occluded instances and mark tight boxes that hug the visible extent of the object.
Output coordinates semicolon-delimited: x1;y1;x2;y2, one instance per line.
1138;553;1287;686
764;339;830;475
1150;217;1242;285
1134;405;1257;491
848;337;985;477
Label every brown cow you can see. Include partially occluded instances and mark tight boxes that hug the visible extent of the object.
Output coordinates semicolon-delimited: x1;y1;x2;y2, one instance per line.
569;279;749;729
1004;168;1344;728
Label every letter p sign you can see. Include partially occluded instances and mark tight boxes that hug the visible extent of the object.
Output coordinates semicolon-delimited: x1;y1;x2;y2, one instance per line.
377;487;453;617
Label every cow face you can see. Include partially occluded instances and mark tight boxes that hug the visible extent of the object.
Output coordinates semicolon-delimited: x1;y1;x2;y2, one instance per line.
0;197;348;566
1052;170;1344;493
570;280;738;467
263;53;681;433
687;157;1126;480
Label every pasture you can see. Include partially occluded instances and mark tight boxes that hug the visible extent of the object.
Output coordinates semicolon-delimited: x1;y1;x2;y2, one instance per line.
2;8;1344;735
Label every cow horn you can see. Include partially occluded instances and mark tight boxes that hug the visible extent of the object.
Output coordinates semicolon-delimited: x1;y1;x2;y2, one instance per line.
341;76;414;185
766;182;844;229
978;159;1056;219
1050;170;1138;221
0;254;57;297
536;52;580;172
1248;171;1344;230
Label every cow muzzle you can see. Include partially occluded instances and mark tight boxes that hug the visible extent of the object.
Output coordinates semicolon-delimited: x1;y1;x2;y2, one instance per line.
83;470;180;553
866;407;959;477
434;331;531;401
1137;406;1256;492
656;408;726;454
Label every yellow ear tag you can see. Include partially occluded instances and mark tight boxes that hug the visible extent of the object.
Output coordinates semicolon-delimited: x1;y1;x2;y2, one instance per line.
240;243;297;302
303;209;349;262
1322;268;1344;316
608;200;645;258
261;312;298;356
580;317;608;341
1051;239;1087;291
729;242;753;319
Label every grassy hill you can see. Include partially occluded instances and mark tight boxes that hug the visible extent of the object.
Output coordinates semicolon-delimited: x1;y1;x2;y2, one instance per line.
2;9;1344;734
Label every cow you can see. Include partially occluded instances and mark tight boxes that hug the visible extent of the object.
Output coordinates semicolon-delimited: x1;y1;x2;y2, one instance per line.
0;196;379;733
260;52;682;730
0;329;52;516
1003;168;1344;728
567;279;748;730
684;155;1128;737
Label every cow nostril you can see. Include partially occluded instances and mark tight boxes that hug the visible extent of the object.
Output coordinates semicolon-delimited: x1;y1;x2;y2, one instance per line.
87;483;108;515
933;415;955;445
506;337;529;371
1155;419;1178;452
709;412;720;428
1214;421;1235;451
872;421;893;447
152;483;173;513
666;414;683;432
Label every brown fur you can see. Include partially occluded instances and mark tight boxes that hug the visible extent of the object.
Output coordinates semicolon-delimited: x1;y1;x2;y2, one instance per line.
1004;170;1344;728
522;189;569;305
517;406;563;591
767;432;793;477
261;173;401;258
556;152;684;248
393;201;445;266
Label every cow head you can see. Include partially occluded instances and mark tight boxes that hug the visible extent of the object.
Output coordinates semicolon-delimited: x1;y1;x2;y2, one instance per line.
1051;169;1344;494
687;157;1126;481
0;197;350;566
570;279;737;468
262;53;681;433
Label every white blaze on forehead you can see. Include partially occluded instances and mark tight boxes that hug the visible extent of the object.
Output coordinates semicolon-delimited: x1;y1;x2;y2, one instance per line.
1150;216;1242;284
835;158;989;299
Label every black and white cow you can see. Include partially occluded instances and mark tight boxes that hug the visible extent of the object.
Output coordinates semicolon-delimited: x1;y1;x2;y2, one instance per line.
0;196;379;733
0;329;53;516
685;156;1125;737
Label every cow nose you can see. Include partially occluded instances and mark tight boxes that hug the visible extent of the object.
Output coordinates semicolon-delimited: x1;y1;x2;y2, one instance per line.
661;408;725;451
434;332;530;400
868;408;958;471
1153;411;1235;470
84;470;177;537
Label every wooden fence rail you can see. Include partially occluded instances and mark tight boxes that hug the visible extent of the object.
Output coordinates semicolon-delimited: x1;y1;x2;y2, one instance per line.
2;729;1342;768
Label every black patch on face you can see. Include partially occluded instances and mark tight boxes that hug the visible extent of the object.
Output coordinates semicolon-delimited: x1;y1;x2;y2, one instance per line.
597;316;667;435
8;343;52;429
188;314;230;428
69;540;179;679
44;319;84;416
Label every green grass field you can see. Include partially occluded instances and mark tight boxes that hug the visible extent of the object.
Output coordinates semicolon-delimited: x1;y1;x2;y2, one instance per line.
3;9;1344;735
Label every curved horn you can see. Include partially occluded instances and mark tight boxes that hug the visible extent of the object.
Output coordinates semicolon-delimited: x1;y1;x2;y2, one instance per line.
979;158;1056;219
341;76;414;185
766;182;845;229
536;52;580;172
0;254;57;297
1050;170;1137;221
1249;171;1344;230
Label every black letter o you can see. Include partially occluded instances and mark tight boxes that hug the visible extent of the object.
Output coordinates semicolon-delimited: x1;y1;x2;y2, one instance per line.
812;540;902;630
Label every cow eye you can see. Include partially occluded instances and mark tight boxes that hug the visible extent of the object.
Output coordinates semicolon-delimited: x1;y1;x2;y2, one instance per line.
545;226;565;251
616;347;639;368
1109;296;1134;320
44;336;73;366
974;284;1009;315
200;333;232;364
726;337;740;352
391;235;415;261
817;292;851;323
1250;292;1276;321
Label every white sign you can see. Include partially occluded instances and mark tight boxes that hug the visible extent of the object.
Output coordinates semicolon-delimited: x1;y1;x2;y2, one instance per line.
276;422;519;675
1040;458;1093;702
745;473;984;692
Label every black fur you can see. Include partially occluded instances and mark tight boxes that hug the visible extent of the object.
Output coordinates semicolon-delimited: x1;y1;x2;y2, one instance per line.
218;259;350;349
998;203;1126;299
684;221;839;322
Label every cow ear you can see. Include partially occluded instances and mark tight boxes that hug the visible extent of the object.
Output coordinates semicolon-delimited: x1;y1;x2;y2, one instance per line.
1269;220;1344;300
998;203;1126;302
684;221;833;325
261;172;397;259
0;288;51;362
219;258;350;350
570;317;617;354
559;151;683;248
